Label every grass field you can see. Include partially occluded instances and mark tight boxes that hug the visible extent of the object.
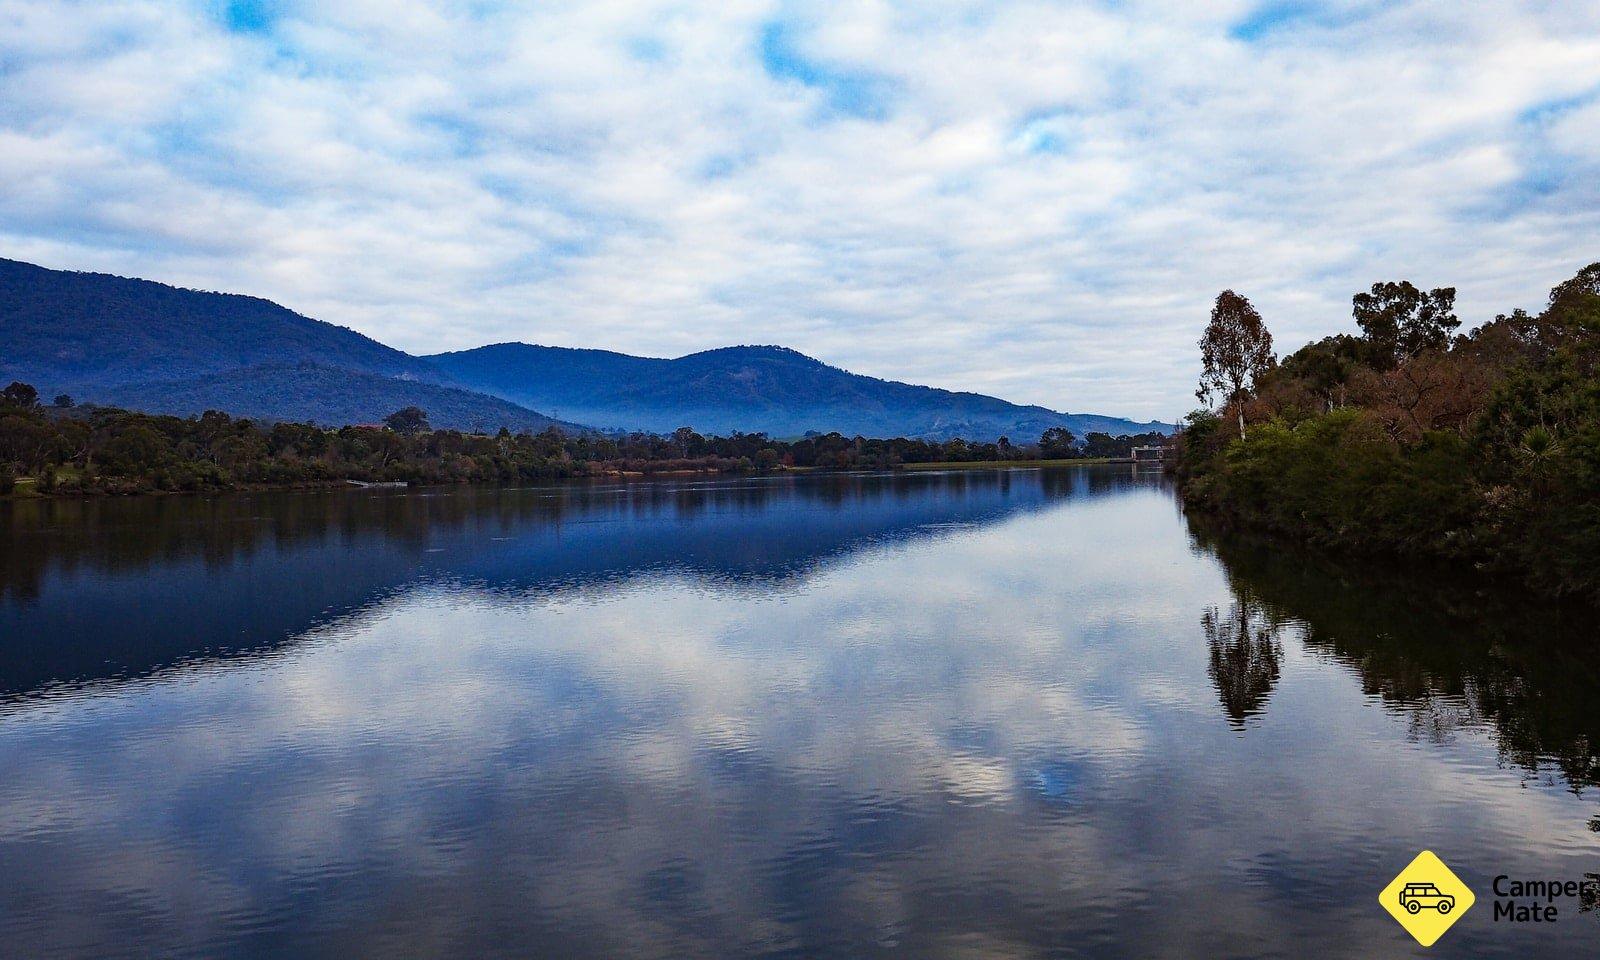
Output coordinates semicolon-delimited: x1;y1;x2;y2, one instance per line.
3;476;42;498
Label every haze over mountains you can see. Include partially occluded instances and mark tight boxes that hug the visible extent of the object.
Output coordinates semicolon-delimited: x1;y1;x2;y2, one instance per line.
104;363;580;435
1;258;1170;440
428;343;1170;440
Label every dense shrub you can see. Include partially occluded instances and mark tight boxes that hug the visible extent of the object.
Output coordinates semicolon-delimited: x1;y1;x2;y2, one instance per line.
1176;262;1600;602
1184;410;1476;553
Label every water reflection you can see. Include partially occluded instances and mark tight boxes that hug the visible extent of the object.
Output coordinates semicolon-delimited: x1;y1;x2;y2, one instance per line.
0;468;1596;959
1201;599;1283;728
1187;519;1600;794
0;468;1129;702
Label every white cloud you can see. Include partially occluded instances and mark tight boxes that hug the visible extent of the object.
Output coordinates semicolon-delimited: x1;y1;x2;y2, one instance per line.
1;0;1597;419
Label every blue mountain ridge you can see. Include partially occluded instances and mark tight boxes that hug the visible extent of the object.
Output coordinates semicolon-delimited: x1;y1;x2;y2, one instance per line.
1;257;1170;440
426;342;1172;441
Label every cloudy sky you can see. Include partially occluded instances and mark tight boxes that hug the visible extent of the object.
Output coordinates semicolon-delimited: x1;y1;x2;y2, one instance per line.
3;1;1598;418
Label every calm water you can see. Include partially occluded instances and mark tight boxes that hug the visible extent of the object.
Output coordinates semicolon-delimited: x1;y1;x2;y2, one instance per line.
1;468;1596;958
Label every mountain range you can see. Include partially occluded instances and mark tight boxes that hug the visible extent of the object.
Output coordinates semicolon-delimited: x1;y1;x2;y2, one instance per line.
0;257;1170;440
427;343;1171;440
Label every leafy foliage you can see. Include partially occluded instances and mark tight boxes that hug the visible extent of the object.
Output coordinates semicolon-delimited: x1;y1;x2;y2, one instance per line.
1197;289;1275;439
1177;262;1600;602
1038;426;1076;458
2;381;40;410
382;406;431;435
1351;281;1459;368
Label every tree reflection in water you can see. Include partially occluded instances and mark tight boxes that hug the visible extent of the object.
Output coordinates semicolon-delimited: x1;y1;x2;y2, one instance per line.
1190;514;1600;795
1202;597;1283;727
2;470;1597;959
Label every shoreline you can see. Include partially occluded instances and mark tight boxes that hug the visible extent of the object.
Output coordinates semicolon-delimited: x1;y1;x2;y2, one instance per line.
900;457;1116;470
0;469;766;501
1;460;1137;502
1171;464;1597;607
1182;496;1600;614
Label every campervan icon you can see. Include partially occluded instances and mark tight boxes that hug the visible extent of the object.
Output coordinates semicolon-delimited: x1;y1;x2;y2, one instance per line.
1399;882;1455;915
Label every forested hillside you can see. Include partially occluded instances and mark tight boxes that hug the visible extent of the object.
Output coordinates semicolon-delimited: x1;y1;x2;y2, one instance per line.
2;257;1167;441
104;363;583;434
428;343;1170;441
0;258;437;391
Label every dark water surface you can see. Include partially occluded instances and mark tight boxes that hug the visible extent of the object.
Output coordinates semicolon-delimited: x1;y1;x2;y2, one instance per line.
2;467;1596;958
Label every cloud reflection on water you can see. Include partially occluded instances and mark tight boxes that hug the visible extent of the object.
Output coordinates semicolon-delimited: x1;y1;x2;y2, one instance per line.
0;469;1596;958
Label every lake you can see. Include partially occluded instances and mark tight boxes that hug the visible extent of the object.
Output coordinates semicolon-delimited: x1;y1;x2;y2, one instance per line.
1;467;1596;958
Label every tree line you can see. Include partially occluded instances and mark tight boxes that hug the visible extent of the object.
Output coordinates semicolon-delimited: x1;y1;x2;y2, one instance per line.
0;386;1161;497
1178;260;1600;602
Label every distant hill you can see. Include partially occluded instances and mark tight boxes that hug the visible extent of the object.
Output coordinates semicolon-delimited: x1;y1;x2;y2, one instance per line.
427;343;1172;441
0;258;437;391
103;363;586;433
0;258;578;433
1;257;1169;440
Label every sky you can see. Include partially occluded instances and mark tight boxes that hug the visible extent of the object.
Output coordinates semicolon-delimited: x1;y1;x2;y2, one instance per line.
2;1;1598;419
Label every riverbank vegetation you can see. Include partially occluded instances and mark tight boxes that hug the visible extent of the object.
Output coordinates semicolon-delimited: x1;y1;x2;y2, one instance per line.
1176;262;1600;602
0;386;1165;497
901;457;1112;471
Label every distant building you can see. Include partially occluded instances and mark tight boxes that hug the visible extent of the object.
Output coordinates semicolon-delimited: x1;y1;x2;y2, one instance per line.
1131;444;1166;463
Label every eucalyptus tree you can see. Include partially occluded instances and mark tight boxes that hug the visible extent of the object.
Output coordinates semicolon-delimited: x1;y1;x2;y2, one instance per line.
1197;290;1276;440
1352;281;1458;368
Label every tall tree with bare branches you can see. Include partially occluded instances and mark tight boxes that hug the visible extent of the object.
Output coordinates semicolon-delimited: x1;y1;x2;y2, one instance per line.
1198;290;1276;440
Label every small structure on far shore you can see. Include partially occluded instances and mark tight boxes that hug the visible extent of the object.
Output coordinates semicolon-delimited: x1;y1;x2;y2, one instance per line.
1131;444;1167;463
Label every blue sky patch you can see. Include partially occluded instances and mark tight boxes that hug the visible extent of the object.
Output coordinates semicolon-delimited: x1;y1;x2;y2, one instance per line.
1516;87;1598;129
1010;112;1078;155
758;21;896;121
1230;1;1320;42
627;36;668;64
1229;1;1400;42
221;0;278;34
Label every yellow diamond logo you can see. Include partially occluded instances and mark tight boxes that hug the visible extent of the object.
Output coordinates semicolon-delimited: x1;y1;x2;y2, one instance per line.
1379;851;1475;946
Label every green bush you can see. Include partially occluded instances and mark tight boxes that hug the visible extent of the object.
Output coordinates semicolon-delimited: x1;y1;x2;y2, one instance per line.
1191;410;1471;553
1177;261;1600;602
